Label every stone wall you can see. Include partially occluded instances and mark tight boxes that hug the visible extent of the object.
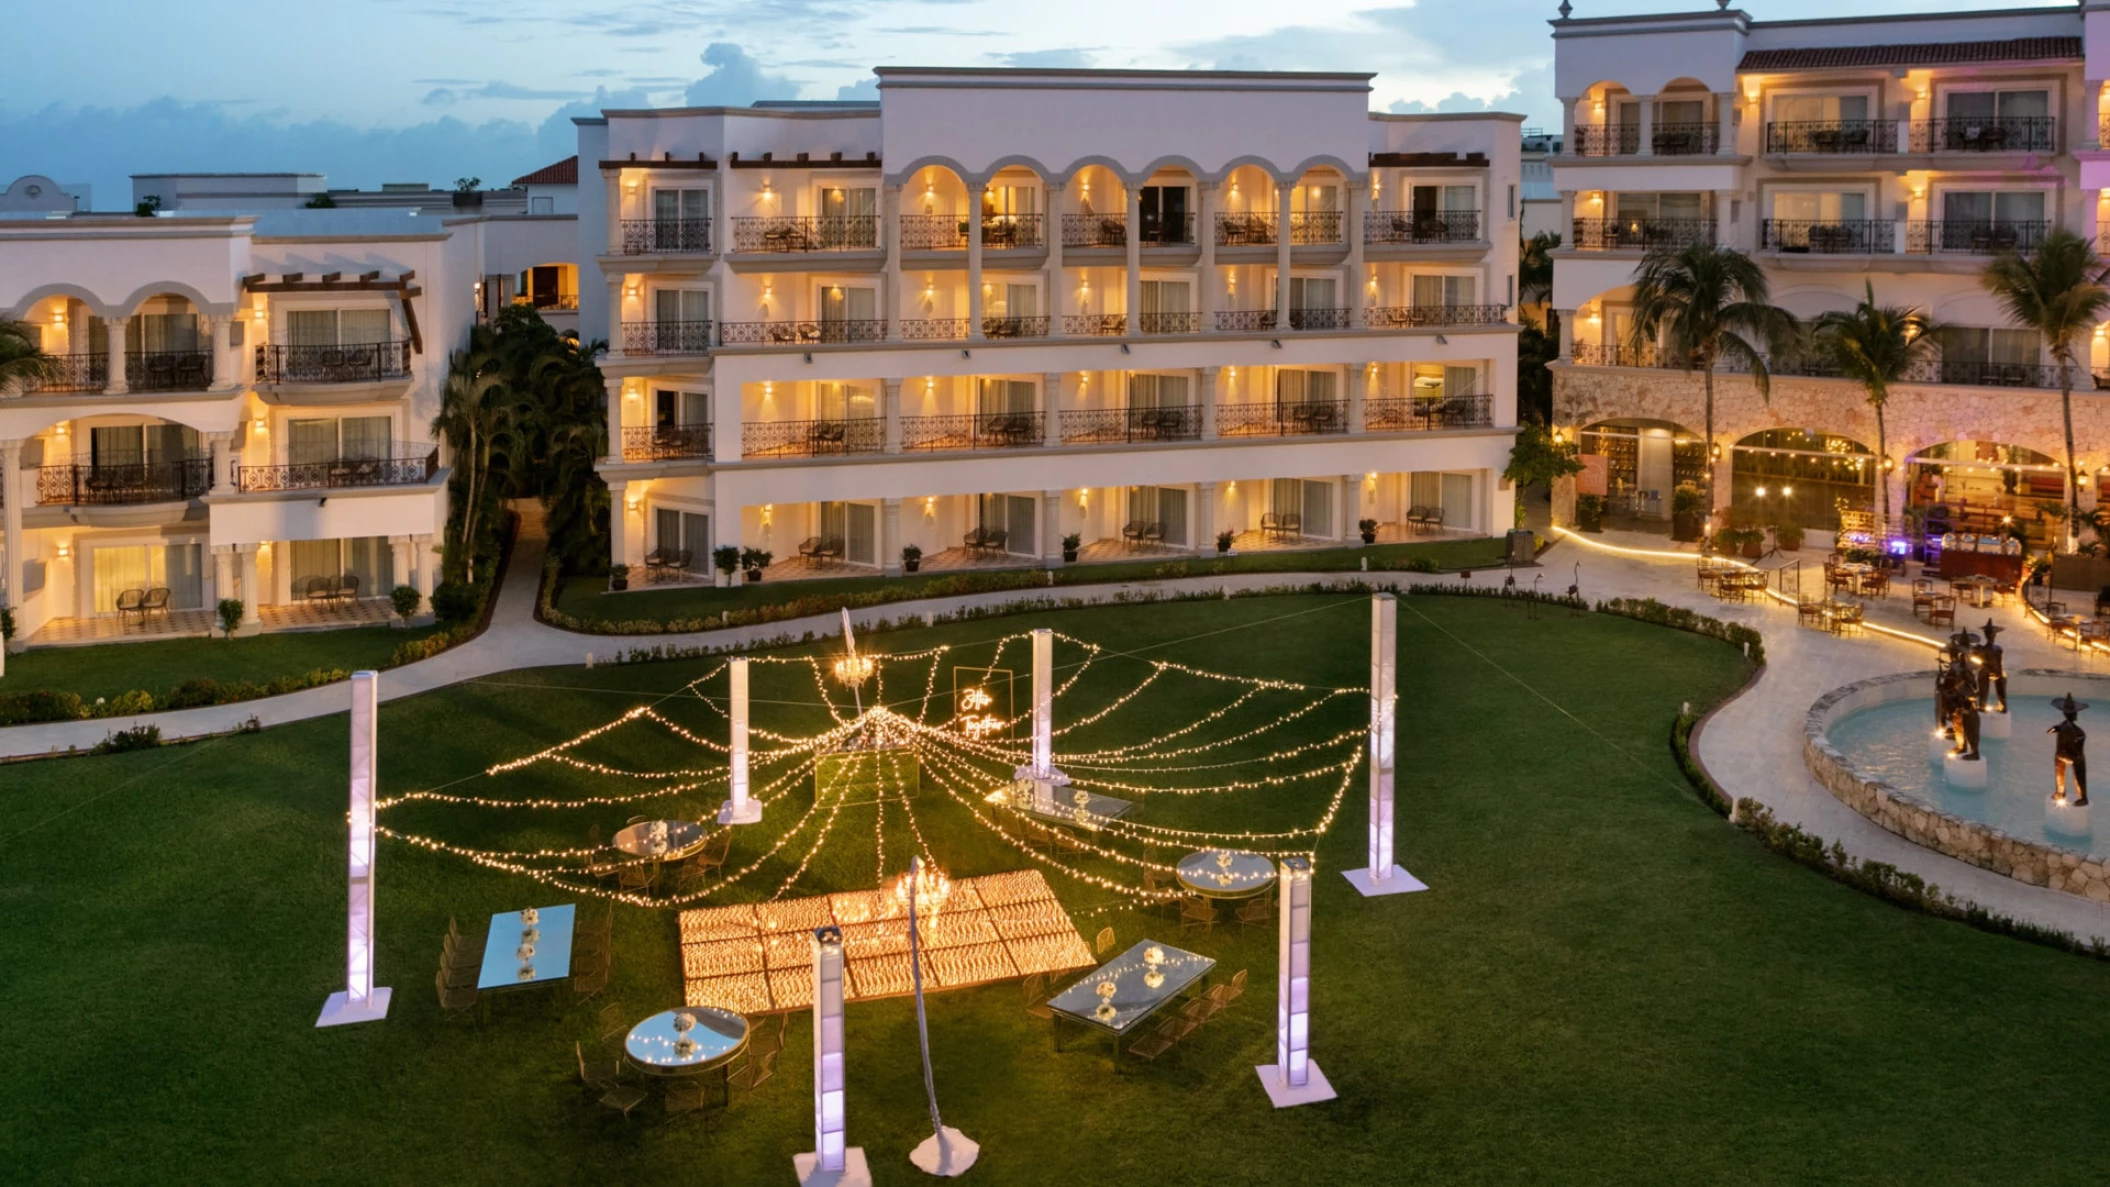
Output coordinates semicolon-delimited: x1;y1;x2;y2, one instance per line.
1803;670;2110;903
1549;362;2110;526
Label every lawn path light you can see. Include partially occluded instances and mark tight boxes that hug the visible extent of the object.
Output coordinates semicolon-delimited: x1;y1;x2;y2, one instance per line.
1257;856;1335;1106
796;926;870;1186
1346;595;1427;897
898;857;979;1175
718;657;762;824
318;671;391;1026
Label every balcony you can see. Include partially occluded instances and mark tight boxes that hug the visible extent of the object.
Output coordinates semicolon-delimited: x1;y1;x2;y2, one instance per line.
1063;214;1126;248
1764;120;1897;155
899;215;968;251
1364;210;1480;245
730;216;880;253
902;318;970;341
1908;117;2056;154
621;218;711;254
1215;213;1277;247
1572;342;2076;391
982;214;1044;249
36;457;212;505
622;320;714;355
127;349;214;392
741;418;883;459
1137;311;1200;335
1065;315;1126;336
1648;123;1718;156
1364;394;1493;432
1760;220;1895;254
233;444;438;493
1138;214;1196;247
1570;125;1639;157
903;411;1043;452
621;422;712;462
1905;220;2049;255
256;341;412;385
1215;310;1275;333
1290;212;1343;245
719;320;885;347
1285;307;1351;331
1933;360;2070;390
980;316;1049;339
1571;218;1715;252
1365;305;1509;328
1058;405;1202;445
1218;401;1348;438
20;352;107;394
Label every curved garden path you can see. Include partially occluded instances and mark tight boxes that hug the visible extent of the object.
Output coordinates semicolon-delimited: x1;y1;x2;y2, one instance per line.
9;506;2107;947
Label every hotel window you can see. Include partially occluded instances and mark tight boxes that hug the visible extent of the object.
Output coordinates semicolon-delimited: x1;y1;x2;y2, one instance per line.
1411;274;1477;308
819;186;878;247
287;308;392;346
287;416;391;464
653;388;709;428
289;538;393;597
1139;185;1191;244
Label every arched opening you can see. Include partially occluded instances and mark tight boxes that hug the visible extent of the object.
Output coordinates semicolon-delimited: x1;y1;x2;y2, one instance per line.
12;294;107;393
1578;417;1705;526
1907;440;2063;553
901;164;971;250
1730;427;1876;531
981;164;1047;251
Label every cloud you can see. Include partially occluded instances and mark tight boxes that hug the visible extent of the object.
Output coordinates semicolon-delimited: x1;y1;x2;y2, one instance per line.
684;43;801;106
988;48;1098;69
835;77;880;102
0;98;542;210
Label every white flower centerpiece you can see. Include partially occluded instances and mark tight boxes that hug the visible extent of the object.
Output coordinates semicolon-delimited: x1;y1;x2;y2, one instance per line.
672;1010;698;1058
520;907;539;926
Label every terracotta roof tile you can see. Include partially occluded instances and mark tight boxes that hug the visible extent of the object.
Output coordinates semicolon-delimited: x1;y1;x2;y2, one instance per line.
1739;36;2080;72
511;156;578;187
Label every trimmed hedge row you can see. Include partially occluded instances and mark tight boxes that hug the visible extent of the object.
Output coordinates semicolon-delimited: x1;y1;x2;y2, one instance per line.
1597;596;1766;665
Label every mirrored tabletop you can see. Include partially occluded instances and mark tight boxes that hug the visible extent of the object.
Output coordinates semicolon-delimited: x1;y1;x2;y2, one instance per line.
478;903;576;991
1046;939;1215;1034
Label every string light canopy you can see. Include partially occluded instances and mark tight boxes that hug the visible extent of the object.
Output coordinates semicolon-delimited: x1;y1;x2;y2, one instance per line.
373;609;1372;917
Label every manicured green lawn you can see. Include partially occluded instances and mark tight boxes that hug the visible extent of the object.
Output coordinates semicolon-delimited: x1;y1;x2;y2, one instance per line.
1;625;445;703
557;535;1511;628
6;595;2108;1185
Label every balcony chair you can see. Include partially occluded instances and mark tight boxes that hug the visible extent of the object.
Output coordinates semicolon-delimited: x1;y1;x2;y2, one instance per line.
1260;511;1301;542
115;587;149;627
140;587;171;624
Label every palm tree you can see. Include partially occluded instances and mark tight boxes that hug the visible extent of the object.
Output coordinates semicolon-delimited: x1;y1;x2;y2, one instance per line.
1979;227;2110;551
0;316;62;394
1809;282;1939;525
1519;231;1560;306
431;332;525;584
1626;243;1799;516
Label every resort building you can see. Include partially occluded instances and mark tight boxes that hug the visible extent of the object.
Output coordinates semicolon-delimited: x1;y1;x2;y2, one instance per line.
0;166;579;646
580;69;1524;580
1547;3;2110;543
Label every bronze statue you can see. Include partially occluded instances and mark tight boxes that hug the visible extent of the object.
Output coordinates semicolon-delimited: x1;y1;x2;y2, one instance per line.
1933;663;1957;739
1946;655;1981;759
2050;693;2089;806
1973;620;2007;712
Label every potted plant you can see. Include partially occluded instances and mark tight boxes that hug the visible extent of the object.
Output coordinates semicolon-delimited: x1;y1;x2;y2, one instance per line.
740;547;771;583
1216;530;1236;555
713;545;741;587
609;563;629;592
1357;517;1379;545
215;598;243;639
1574;494;1604;534
1671;484;1706;542
389;584;422;627
1773;522;1803;552
1061;533;1081;564
902;543;923;574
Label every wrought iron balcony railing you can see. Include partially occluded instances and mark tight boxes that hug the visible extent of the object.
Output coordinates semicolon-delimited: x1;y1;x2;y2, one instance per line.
1064;314;1127;336
741;418;883;459
36;456;212;505
731;215;880;253
234;444;438;492
718;320;885;347
1136;311;1201;335
1364;305;1509;328
1217;400;1349;438
899;215;968;251
1364;210;1481;244
621;218;711;254
1215;212;1277;247
1215;310;1276;333
1057;405;1203;445
1760;219;1895;253
622;320;714;355
1648;122;1718;155
621;423;711;462
126;349;214;391
1904;220;2049;255
1286;307;1352;331
1138;213;1196;247
979;316;1049;339
1570;124;1640;157
1764;120;1897;154
20;352;107;394
1908;117;2056;154
1063;214;1127;248
1570;217;1715;251
902;411;1044;452
901;318;969;341
256;341;412;384
1363;394;1494;432
982;214;1044;248
1290;211;1343;245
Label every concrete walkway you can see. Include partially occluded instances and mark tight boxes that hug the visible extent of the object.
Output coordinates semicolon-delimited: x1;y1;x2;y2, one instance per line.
10;506;2107;946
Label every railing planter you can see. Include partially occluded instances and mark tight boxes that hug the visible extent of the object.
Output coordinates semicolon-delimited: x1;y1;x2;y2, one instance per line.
256;341;412;384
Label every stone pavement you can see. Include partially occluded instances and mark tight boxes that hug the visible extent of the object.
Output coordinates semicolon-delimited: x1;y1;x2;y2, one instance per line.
8;505;2106;945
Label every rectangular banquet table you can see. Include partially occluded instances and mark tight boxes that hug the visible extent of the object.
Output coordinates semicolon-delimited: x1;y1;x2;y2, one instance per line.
1046;939;1215;1042
477;903;577;992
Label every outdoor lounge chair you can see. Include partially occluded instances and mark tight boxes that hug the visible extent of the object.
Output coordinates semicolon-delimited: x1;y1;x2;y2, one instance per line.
140;587;171;623
115;588;149;627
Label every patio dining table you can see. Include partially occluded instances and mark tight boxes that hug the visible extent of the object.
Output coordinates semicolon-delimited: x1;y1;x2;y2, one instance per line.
1175;850;1276;899
612;819;711;862
1047;939;1216;1058
625;1005;750;1088
477;903;576;992
1952;574;1999;608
